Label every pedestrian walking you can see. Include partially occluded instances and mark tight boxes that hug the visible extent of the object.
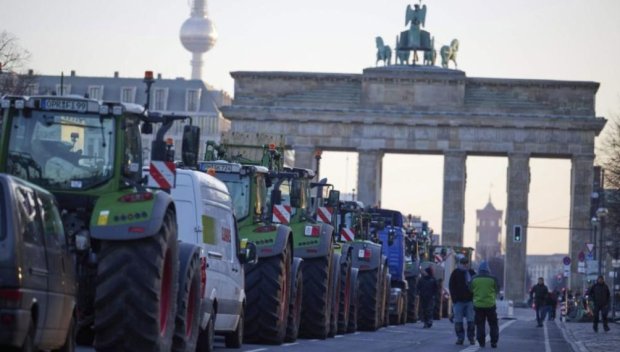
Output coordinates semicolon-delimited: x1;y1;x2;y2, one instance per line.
470;261;499;348
546;290;558;321
449;256;476;345
417;266;438;328
529;277;549;327
587;275;611;333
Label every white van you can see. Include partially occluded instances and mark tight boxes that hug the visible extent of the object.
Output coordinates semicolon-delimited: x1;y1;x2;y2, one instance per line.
172;169;255;348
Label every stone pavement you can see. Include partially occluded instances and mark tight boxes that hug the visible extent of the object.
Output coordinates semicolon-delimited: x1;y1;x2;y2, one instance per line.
557;317;620;352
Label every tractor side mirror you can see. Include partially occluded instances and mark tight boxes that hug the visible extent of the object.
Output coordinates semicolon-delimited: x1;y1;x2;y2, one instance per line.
327;189;340;207
141;122;153;134
271;189;282;205
290;179;302;208
181;125;200;168
388;228;396;246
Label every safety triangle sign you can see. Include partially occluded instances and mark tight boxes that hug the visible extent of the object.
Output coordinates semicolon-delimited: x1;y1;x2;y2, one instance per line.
586;243;594;253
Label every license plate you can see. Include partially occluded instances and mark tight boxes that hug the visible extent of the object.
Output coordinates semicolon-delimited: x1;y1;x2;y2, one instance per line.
42;99;88;113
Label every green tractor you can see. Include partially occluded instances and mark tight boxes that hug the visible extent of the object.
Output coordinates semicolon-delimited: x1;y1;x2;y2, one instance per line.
201;142;303;344
335;201;389;332
0;72;205;351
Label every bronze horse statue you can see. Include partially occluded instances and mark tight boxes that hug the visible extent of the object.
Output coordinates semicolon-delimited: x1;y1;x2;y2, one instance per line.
376;36;392;66
440;39;459;69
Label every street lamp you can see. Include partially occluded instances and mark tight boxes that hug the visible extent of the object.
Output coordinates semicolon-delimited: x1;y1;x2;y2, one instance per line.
596;207;609;277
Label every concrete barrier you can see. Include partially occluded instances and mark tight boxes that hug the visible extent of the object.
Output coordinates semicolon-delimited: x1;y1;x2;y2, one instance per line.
496;299;515;319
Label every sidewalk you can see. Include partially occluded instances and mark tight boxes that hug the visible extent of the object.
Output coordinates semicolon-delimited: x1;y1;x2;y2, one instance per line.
557;317;620;352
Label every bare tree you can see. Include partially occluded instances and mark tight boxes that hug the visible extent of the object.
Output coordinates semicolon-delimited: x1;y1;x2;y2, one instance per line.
599;117;620;246
0;30;37;95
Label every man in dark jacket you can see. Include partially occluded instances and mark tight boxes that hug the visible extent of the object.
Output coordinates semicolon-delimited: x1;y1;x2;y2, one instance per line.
529;277;549;327
417;266;438;328
470;261;499;348
587;275;611;332
449;256;476;345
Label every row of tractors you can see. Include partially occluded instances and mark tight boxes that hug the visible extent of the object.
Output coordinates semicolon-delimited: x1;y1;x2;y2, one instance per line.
0;71;472;351
200;136;474;345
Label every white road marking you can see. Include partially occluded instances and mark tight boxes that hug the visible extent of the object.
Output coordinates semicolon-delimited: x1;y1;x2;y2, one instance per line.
245;349;268;352
458;319;516;352
282;342;299;347
543;321;551;352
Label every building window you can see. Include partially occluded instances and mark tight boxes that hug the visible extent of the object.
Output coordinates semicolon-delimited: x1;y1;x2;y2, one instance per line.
55;84;71;96
153;88;168;111
186;89;201;112
121;87;136;103
88;85;104;100
25;83;39;95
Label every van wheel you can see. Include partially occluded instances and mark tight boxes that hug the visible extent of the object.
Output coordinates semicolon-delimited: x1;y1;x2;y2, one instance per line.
299;256;332;339
53;314;75;352
225;306;244;348
244;243;291;344
196;314;214;352
94;209;178;352
172;248;201;352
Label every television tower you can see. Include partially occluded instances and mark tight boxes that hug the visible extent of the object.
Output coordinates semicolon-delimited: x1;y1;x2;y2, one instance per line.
179;0;217;80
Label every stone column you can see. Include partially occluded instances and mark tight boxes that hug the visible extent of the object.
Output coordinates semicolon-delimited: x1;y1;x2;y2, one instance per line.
442;151;467;246
357;149;384;208
293;146;316;171
504;153;530;303
569;154;595;293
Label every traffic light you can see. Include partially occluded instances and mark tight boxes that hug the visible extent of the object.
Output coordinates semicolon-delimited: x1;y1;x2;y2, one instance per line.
513;225;522;243
421;221;429;236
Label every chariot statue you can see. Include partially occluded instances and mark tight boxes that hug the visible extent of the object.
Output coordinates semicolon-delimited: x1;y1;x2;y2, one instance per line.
375;36;392;66
395;2;433;65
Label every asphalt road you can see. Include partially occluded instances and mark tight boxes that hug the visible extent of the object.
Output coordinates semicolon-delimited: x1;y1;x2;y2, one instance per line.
76;308;572;352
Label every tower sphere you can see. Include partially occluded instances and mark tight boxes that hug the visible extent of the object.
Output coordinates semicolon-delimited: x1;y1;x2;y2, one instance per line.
180;16;217;54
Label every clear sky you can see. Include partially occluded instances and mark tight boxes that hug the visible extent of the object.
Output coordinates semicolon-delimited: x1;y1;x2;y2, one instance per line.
2;0;619;255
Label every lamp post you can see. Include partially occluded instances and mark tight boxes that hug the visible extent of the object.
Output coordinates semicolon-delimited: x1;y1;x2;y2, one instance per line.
596;207;609;277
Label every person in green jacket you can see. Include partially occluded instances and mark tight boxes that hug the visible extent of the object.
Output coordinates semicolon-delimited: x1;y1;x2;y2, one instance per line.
470;261;499;348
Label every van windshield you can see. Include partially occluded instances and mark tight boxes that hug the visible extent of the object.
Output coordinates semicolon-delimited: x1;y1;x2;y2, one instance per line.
215;173;250;220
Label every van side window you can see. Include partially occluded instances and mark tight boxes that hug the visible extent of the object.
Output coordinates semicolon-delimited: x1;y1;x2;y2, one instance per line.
16;187;43;245
38;193;65;249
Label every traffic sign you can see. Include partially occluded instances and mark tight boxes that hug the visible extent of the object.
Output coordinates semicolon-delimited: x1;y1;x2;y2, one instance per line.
586;243;594;253
578;251;585;262
563;256;571;265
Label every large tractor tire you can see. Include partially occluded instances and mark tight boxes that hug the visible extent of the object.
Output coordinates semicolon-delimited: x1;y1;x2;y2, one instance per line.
94;208;178;352
389;292;404;325
172;245;201;352
356;268;382;331
406;276;418;323
336;255;352;335
400;294;408;325
328;253;342;338
244;243;291;344
284;265;303;342
381;272;391;327
299;256;332;339
346;268;359;334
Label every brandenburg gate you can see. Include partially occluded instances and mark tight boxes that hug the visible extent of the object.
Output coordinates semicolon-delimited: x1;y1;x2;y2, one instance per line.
220;65;605;302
